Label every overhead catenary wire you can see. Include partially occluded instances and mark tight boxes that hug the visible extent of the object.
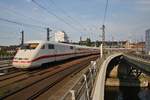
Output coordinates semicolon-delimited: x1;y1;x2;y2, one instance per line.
0;5;65;32
48;0;90;33
0;17;47;29
49;0;99;41
32;0;81;32
103;0;109;25
0;5;49;27
94;0;109;30
0;34;20;40
101;0;109;44
0;37;15;39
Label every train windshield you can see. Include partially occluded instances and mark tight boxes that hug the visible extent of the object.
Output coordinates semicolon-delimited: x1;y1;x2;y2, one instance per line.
20;43;39;50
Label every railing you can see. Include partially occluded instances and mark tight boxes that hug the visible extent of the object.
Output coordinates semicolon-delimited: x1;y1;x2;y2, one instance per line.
125;53;150;62
92;53;123;100
61;50;123;100
123;53;150;73
0;55;14;60
61;58;102;100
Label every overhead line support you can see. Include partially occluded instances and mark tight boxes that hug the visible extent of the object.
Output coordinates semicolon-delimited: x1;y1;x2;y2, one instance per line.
102;25;105;46
21;30;24;46
47;28;52;41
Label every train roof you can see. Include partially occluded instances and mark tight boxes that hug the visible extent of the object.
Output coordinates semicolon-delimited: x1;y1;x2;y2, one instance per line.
25;40;99;49
25;40;44;44
25;40;76;47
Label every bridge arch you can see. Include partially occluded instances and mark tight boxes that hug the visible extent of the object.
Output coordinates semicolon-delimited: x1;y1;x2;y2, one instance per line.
92;53;123;100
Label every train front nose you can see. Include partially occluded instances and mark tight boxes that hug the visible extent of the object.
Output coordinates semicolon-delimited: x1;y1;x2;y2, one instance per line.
12;59;32;68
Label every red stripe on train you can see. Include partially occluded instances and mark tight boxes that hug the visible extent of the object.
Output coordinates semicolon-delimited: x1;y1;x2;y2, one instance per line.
13;52;91;63
31;52;77;62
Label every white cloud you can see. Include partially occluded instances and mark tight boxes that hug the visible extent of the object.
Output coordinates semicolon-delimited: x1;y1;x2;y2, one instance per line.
26;0;31;3
135;0;150;11
137;0;150;5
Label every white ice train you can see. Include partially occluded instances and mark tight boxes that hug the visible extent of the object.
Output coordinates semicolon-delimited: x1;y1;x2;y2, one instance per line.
12;40;99;69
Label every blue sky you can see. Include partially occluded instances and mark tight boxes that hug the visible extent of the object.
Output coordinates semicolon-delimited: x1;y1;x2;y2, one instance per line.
0;0;150;45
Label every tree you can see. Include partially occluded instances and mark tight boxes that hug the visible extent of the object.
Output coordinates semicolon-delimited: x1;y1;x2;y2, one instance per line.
96;40;100;47
86;38;91;46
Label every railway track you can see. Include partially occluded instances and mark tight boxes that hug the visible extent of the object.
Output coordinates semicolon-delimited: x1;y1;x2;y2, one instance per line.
0;60;20;76
0;55;98;100
0;60;12;65
0;60;12;69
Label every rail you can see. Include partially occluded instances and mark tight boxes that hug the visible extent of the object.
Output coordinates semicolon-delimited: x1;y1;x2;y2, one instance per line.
123;53;150;73
92;53;122;100
0;66;15;75
61;58;101;100
125;53;150;62
61;53;123;100
60;50;112;100
0;60;13;75
0;56;14;60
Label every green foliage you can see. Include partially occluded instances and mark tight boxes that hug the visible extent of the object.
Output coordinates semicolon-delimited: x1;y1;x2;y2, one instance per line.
0;50;12;56
96;40;100;47
86;38;91;46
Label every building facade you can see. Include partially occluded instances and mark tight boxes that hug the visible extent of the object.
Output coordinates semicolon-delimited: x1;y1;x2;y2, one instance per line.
55;31;69;43
145;29;150;55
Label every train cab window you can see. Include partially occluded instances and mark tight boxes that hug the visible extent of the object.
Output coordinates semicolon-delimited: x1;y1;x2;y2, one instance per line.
21;43;39;50
41;45;45;49
70;46;73;49
48;44;54;49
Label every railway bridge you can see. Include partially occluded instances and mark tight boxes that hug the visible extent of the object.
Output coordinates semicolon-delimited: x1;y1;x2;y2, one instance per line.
62;52;150;100
0;51;149;100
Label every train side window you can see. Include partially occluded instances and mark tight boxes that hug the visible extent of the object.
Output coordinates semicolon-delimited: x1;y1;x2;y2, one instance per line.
48;44;54;49
41;45;45;49
70;46;73;49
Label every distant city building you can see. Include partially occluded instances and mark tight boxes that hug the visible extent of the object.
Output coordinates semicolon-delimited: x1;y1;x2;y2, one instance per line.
103;41;130;48
129;42;145;52
0;45;19;54
0;46;6;51
78;40;130;48
55;31;69;43
145;29;150;55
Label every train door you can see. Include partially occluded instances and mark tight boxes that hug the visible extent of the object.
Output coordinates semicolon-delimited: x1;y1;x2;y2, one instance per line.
69;46;75;58
55;44;65;61
37;43;56;65
47;44;56;62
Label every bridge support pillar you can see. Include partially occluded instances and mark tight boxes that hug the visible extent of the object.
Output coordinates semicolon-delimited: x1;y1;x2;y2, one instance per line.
83;74;90;100
128;66;142;78
100;44;103;58
89;68;94;87
70;90;76;100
